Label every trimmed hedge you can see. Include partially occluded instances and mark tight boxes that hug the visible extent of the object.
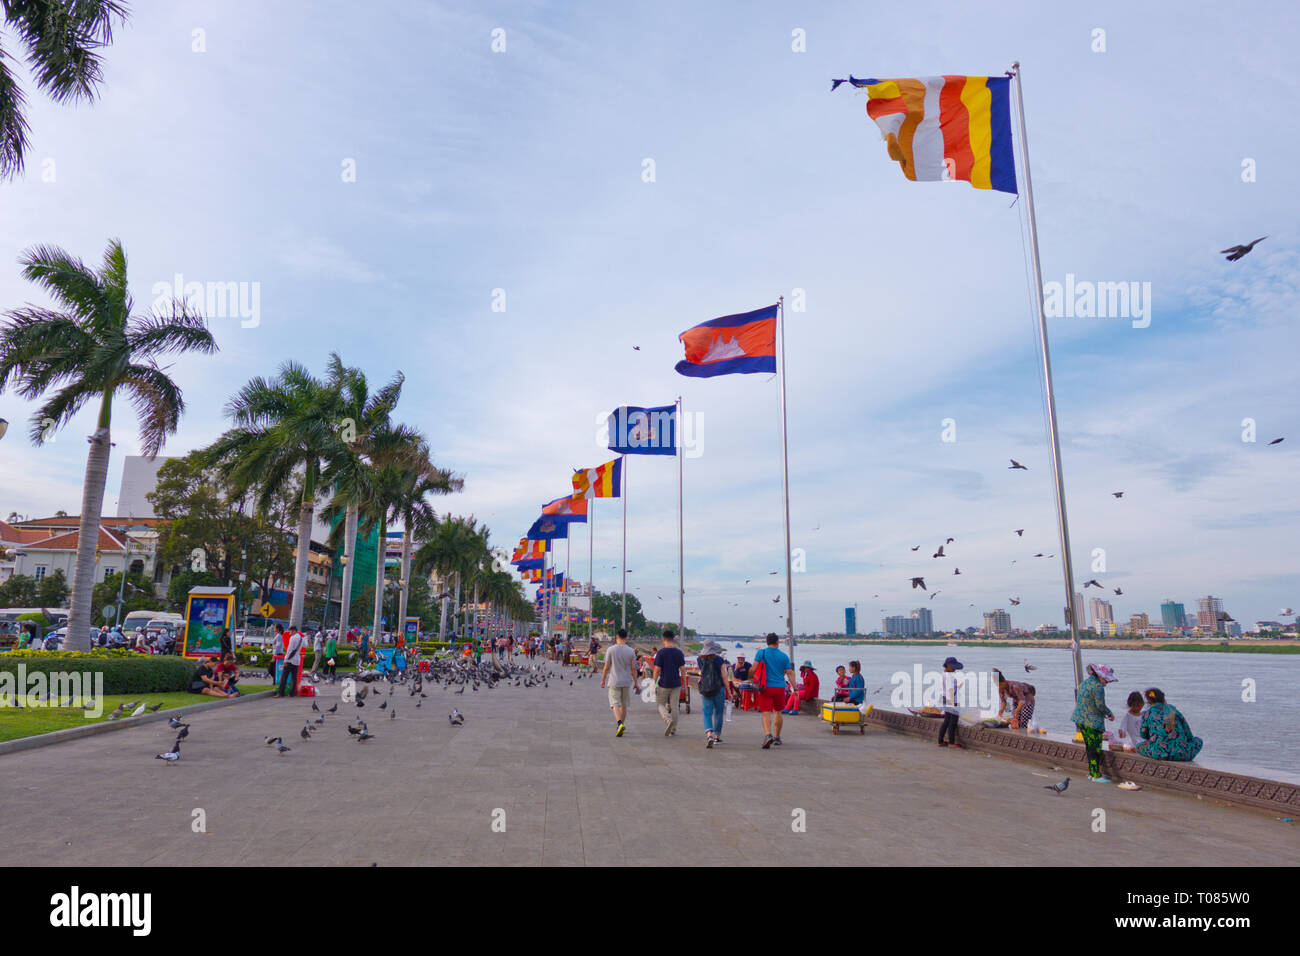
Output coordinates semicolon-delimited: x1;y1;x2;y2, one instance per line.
0;651;198;694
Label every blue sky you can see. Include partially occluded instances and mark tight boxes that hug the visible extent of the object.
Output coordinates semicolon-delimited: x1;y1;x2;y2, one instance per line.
1;0;1296;634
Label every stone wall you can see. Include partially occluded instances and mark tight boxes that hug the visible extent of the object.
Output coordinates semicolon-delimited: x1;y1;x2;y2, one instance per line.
863;707;1300;815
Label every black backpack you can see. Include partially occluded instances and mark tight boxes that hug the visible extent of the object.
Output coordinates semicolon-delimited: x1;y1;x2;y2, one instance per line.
698;657;723;696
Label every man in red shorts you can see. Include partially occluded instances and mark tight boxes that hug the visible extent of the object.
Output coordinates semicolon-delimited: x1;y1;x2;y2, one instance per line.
753;633;795;749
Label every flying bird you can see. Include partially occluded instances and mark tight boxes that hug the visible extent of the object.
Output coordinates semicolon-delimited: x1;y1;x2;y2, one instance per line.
910;577;926;590
1083;579;1102;589
946;537;954;544
953;568;961;575
1009;460;1027;470
1024;659;1037;672
1268;437;1283;445
910;545;920;551
1034;553;1044;558
772;595;781;603
929;591;941;600
1220;236;1266;261
1113;588;1123;596
1281;608;1294;616
1010;597;1021;606
1044;777;1069;796
933;546;945;558
1112;492;1124;498
632;345;641;351
1014;529;1024;536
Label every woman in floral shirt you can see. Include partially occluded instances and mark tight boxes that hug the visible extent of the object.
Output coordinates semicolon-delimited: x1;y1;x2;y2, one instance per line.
1138;688;1203;761
1070;663;1116;782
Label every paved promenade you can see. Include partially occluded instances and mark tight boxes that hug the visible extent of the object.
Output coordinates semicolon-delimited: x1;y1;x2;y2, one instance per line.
1;671;1295;866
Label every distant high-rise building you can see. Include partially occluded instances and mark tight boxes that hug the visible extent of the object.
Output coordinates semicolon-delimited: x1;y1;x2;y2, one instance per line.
1129;612;1150;632
1160;600;1185;632
845;607;857;636
1197;596;1224;629
911;607;933;634
883;615;923;636
1089;598;1113;631
115;455;177;517
983;609;1011;635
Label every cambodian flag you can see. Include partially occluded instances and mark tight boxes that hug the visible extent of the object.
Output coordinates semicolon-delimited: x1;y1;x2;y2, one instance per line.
675;304;778;377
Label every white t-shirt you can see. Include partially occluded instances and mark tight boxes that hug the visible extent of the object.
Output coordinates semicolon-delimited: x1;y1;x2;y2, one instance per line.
1115;709;1143;748
284;633;305;665
604;643;637;687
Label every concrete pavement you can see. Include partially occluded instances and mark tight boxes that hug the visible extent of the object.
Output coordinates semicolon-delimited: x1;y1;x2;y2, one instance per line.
0;667;1295;866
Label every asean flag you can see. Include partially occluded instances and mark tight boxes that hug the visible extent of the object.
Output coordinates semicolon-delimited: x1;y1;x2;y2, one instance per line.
675;304;778;378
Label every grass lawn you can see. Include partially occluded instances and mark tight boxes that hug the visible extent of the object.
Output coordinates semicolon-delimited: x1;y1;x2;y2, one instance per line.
0;682;273;743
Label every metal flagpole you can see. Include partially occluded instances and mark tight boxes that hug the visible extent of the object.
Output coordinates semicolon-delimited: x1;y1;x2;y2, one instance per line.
677;396;684;641
776;296;795;661
1011;62;1083;694
620;454;628;631
588;499;594;642
565;533;571;647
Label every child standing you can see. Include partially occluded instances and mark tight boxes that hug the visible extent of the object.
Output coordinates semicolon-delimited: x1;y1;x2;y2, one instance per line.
1113;691;1144;751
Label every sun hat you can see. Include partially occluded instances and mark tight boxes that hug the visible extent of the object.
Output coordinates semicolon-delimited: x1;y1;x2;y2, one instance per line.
943;656;963;670
800;660;816;669
1087;663;1117;683
701;641;725;656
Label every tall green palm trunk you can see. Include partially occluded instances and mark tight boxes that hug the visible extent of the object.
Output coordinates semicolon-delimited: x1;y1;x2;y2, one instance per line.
288;462;318;629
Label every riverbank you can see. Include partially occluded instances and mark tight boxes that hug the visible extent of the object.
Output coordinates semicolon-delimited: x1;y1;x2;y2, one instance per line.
788;638;1300;654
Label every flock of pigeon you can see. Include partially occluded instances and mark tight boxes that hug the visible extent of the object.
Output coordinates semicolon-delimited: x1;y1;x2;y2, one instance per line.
153;656;563;764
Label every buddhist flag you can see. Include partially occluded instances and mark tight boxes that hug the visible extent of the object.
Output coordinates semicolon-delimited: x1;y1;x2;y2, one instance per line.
832;75;1016;194
512;538;546;561
572;458;622;499
675;304;777;378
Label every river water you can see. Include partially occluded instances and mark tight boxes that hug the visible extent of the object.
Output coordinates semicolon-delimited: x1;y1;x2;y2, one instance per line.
709;640;1299;782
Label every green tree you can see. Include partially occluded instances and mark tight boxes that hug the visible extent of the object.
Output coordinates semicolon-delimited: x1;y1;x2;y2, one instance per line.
92;569;163;624
33;567;68;606
0;572;37;607
0;1;129;179
590;588;647;634
166;568;222;609
0;238;217;650
148;453;295;599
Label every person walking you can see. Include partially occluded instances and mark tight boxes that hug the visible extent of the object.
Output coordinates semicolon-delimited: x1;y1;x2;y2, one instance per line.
275;626;305;698
311;630;324;674
937;656;964;748
652;629;686;737
754;633;795;748
697;641;731;748
323;631;338;679
1071;663;1117;782
600;628;638;737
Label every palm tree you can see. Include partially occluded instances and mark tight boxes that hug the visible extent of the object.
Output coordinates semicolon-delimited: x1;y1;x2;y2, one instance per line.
413;514;487;642
393;461;461;633
1;1;130;179
198;361;348;630
0;239;217;649
318;355;406;640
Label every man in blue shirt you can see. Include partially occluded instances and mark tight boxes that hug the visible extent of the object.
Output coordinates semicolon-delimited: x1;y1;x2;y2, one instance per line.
754;633;795;748
652;629;686;737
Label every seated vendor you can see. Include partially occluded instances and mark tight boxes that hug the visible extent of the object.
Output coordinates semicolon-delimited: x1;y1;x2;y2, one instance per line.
782;661;820;714
730;654;752;698
845;660;865;705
